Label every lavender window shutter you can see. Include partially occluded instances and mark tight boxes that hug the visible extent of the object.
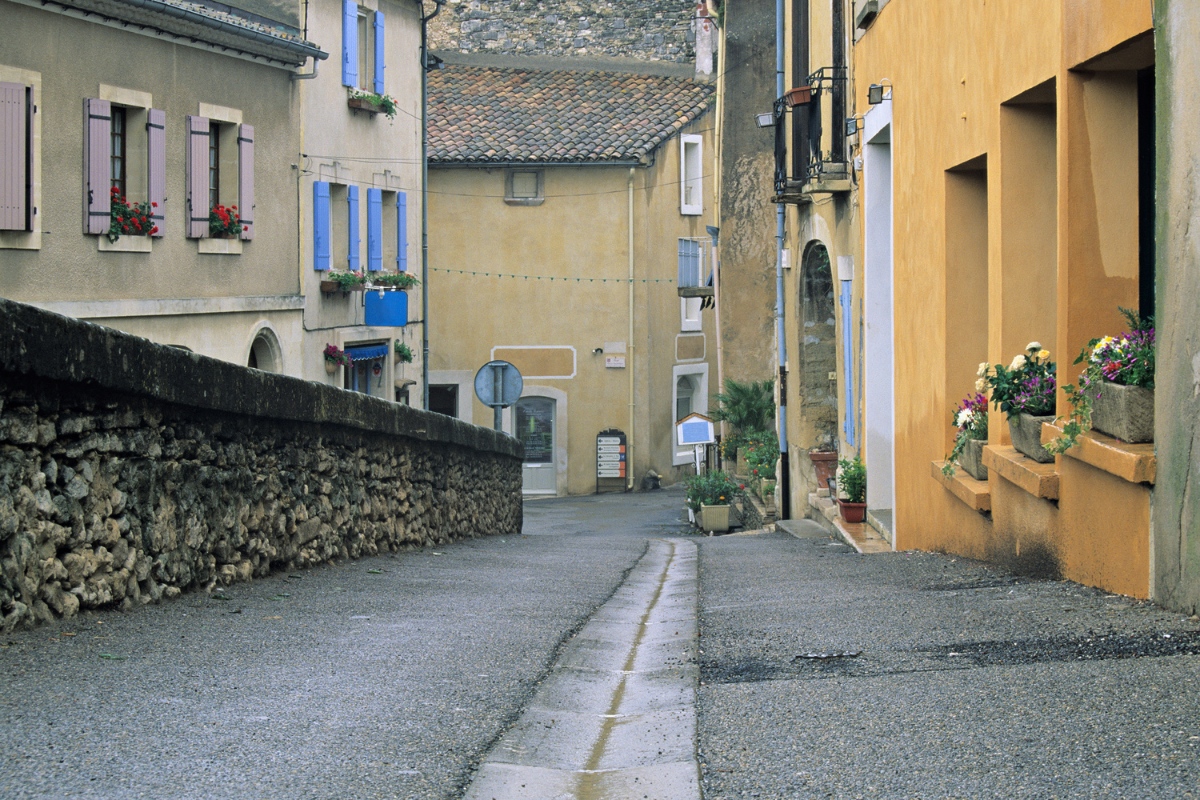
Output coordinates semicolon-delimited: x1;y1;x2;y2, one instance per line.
396;191;407;272
373;11;385;94
347;185;360;270
185;115;210;238
366;187;382;271
314;181;331;270
147;108;166;237
238;123;254;240
342;0;358;87
84;98;112;234
0;82;28;231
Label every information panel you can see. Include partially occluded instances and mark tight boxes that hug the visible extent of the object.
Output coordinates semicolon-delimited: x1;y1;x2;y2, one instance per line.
596;428;627;493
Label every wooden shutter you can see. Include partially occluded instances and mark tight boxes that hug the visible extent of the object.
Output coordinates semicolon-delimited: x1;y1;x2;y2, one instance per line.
313;181;331;270
147;108;166;237
366;187;382;271
342;0;358;87
396;191;407;272
0;82;28;231
347;184;360;270
185;115;210;238
238;123;254;240
373;11;386;94
84;98;111;234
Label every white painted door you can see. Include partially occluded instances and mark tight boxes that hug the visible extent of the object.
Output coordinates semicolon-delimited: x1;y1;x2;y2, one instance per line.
517;397;556;494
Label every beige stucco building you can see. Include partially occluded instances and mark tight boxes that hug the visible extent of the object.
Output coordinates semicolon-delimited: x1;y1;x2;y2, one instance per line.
298;0;426;403
426;61;716;495
0;0;325;374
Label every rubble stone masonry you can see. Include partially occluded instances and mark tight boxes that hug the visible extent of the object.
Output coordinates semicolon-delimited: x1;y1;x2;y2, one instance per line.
0;300;523;631
427;0;698;62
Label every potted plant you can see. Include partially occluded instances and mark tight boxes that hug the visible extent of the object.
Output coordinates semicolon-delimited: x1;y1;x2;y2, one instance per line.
978;342;1057;463
321;271;369;293
836;455;866;523
348;90;398;119
942;391;988;480
209;204;245;238
783;86;813;107
107;188;158;242
744;430;779;496
394;340;414;364
323;344;350;374
1047;309;1155;453
710;377;774;474
684;470;741;534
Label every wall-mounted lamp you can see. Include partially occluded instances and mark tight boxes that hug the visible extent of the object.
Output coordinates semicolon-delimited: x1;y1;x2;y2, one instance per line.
592;347;604;354
867;79;892;105
845;115;864;137
754;112;775;128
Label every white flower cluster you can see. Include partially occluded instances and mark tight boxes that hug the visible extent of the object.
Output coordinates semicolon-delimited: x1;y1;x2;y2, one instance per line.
955;408;976;429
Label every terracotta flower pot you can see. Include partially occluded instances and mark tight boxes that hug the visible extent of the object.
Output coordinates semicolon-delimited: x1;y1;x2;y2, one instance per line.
1087;381;1154;443
837;499;866;523
1009;413;1056;463
784;86;813;107
809;451;838;491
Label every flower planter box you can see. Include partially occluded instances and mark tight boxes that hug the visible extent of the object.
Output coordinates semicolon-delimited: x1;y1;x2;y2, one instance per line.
837;499;866;523
347;96;384;115
320;280;365;293
700;503;731;533
1087;381;1154;443
959;438;988;481
783;86;813;107
1009;413;1056;463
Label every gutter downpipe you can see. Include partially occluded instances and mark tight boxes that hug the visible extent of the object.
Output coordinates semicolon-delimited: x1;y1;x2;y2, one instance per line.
627;167;636;491
775;0;790;516
420;0;445;412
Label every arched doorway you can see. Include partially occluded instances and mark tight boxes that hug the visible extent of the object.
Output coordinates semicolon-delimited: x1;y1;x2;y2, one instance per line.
247;326;281;373
799;242;839;451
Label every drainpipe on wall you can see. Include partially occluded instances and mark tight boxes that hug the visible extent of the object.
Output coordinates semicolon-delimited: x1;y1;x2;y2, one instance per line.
627;167;636;491
775;0;790;518
420;0;445;411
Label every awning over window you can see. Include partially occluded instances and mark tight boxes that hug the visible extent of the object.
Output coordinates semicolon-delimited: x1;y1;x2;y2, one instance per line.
345;345;388;362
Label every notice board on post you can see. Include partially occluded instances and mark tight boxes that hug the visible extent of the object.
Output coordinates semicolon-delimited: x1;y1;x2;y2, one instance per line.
596;429;627;494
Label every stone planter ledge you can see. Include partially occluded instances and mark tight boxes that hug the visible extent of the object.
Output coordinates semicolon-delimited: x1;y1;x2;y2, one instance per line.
1040;422;1156;485
982;445;1059;501
930;461;991;513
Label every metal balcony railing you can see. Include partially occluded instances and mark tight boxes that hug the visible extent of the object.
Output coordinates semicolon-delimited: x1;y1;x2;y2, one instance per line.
773;66;851;201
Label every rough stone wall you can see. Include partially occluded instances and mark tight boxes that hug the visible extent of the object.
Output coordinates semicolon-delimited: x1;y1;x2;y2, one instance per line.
0;300;523;631
427;0;698;62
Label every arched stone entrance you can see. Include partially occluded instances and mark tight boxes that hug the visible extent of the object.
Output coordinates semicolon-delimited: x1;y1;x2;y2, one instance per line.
796;241;840;502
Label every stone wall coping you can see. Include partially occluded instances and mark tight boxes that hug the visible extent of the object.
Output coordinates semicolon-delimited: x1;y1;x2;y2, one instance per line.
0;298;522;460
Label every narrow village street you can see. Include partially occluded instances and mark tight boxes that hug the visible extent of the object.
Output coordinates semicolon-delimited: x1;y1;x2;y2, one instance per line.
1;489;1198;799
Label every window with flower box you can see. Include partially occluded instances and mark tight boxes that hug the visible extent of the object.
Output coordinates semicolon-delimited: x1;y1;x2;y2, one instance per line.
185;103;253;251
83;87;165;251
343;1;385;94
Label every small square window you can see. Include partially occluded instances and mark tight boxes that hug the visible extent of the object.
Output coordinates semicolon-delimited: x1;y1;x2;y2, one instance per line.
505;169;544;206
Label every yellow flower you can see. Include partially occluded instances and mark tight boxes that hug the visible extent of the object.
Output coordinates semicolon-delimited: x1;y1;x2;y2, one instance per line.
1037;349;1050;360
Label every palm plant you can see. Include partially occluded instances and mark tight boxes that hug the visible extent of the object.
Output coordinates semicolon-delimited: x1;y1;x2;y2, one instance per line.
711;378;775;448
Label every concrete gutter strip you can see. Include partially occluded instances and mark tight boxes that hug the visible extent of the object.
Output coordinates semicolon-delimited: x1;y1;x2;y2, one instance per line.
464;539;701;800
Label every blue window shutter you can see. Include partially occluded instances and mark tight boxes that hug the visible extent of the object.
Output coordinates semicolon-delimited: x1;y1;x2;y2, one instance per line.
314;181;331;271
841;280;856;447
347;185;360;270
342;0;358;87
366;187;382;271
373;11;386;94
396;191;408;272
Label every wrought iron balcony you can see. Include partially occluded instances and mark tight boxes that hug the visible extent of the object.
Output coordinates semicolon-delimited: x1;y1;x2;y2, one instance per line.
773;66;852;203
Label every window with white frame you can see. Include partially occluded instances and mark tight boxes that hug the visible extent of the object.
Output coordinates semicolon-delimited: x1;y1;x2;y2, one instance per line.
680;133;703;215
343;1;386;94
672;363;709;465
